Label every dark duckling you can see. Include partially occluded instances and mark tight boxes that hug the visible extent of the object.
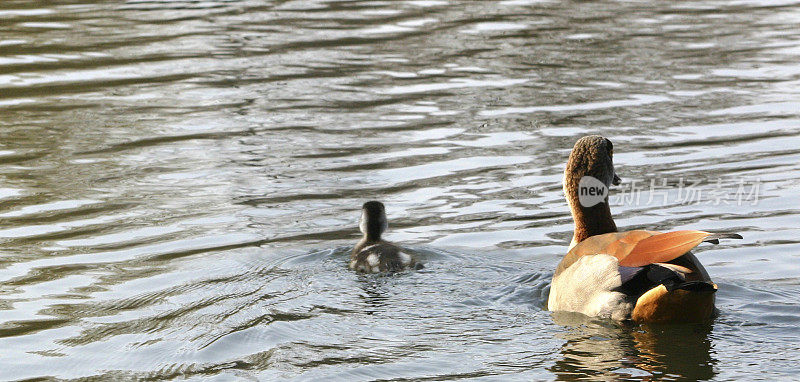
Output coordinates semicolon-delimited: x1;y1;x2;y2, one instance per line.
350;201;419;273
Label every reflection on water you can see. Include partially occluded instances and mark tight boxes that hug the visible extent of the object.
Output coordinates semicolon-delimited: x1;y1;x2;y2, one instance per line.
2;0;800;380
551;313;714;380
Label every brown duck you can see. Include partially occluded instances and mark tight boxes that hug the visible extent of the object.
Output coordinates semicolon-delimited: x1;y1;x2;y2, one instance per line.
548;135;741;322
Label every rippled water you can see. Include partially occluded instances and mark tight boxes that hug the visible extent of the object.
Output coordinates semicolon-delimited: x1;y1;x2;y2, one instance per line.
2;0;800;380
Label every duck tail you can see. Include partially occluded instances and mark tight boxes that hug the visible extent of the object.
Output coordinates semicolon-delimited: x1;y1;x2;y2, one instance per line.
702;232;743;245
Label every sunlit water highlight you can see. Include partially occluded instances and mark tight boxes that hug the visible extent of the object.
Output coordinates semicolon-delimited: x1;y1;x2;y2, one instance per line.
1;0;800;380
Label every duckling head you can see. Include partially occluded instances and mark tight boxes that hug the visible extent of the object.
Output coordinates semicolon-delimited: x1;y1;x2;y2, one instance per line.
360;201;388;241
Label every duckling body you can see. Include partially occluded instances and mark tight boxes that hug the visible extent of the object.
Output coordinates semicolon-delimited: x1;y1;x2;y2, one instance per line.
548;136;740;322
349;201;418;273
351;241;416;273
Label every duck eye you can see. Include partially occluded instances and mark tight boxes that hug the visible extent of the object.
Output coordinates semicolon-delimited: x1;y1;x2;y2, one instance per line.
608;148;613;158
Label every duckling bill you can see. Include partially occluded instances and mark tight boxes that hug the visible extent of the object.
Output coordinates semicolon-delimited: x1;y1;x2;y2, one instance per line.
350;201;419;273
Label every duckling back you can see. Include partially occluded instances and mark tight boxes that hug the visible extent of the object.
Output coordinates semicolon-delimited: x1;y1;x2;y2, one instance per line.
350;240;418;273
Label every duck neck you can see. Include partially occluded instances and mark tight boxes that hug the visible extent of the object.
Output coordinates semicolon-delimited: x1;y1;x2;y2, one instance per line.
566;183;617;247
363;231;381;243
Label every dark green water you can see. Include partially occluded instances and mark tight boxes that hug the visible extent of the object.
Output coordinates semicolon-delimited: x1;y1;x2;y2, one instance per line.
1;0;799;380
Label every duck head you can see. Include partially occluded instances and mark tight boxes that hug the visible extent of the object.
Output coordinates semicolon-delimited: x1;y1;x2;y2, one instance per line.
564;135;620;190
564;135;620;247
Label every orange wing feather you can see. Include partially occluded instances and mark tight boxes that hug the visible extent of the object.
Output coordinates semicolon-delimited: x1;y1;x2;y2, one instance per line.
618;230;714;267
557;230;727;275
556;231;658;276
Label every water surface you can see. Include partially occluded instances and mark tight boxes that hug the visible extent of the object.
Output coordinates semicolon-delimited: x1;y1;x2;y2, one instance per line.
1;0;800;380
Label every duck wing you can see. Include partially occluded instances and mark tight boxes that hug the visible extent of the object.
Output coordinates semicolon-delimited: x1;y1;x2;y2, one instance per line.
620;230;742;267
556;230;742;276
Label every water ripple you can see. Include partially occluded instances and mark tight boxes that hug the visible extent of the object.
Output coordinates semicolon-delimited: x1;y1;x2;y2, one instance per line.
1;0;800;380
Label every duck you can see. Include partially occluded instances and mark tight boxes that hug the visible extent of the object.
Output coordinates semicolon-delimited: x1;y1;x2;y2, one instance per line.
350;201;419;273
547;135;741;322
